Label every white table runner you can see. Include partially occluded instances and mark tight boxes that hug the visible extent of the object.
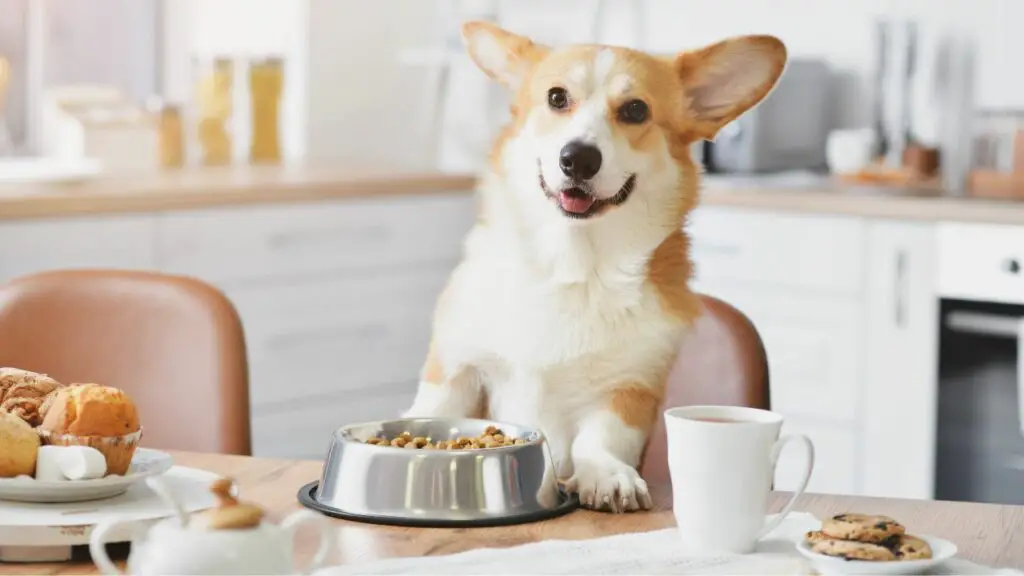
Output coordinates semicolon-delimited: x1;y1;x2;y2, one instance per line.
314;513;1023;575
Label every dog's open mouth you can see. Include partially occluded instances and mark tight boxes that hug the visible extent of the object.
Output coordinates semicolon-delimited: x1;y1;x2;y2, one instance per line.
538;164;637;219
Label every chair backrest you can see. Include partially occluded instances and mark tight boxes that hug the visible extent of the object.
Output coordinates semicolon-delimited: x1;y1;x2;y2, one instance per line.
0;269;251;455
640;294;770;484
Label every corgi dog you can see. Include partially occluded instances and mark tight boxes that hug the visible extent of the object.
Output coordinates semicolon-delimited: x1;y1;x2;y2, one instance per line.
405;21;786;512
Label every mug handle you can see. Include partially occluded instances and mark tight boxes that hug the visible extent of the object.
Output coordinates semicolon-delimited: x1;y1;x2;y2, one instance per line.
89;519;129;575
757;434;815;540
282;509;332;574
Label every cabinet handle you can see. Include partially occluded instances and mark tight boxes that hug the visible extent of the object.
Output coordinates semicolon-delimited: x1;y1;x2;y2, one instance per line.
1018;319;1024;439
1005;258;1021;275
268;224;391;249
894;249;907;328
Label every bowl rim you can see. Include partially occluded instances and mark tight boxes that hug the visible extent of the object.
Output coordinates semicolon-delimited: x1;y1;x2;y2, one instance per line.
333;417;547;453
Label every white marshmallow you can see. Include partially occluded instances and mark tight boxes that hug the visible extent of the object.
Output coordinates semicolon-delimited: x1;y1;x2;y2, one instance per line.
34;446;69;482
59;446;107;480
33;445;107;481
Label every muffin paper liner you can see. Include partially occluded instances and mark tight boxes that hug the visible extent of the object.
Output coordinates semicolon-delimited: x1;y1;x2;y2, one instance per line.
37;428;142;476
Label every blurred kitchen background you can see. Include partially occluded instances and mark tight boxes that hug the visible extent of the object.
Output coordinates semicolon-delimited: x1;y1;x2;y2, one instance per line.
0;0;1023;508
0;0;1021;190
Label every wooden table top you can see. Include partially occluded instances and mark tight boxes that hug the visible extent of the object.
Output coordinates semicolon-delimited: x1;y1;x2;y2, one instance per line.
4;451;1023;574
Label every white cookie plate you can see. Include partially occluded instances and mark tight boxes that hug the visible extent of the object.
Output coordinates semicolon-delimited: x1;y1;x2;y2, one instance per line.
796;535;958;575
0;449;173;503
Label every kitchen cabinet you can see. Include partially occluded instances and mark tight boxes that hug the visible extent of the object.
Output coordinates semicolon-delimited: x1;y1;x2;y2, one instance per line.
689;206;943;500
0;192;476;459
861;221;939;500
689;205;867;495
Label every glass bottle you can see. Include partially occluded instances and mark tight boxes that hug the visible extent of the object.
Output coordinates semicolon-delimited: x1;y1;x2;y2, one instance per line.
248;57;283;164
157;102;185;169
195;57;233;166
0;56;11;156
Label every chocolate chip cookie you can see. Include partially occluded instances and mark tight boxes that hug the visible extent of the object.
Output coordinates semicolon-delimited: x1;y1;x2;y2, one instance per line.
822;513;905;543
889;534;933;560
811;538;897;561
803;530;833;545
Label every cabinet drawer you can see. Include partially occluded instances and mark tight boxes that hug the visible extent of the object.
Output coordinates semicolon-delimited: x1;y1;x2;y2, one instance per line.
688;206;865;294
775;419;857;496
937;222;1024;306
229;267;451;407
156;194;475;285
251;382;416;459
691;280;862;422
0;215;157;283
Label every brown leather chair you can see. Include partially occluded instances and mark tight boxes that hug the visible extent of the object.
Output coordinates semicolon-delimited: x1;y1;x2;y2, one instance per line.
640;294;770;484
0;269;251;455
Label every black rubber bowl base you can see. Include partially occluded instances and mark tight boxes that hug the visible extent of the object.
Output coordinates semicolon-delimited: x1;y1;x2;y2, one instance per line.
297;481;579;528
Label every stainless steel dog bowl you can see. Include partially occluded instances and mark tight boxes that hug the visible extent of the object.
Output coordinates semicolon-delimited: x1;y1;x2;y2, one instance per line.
297;418;578;527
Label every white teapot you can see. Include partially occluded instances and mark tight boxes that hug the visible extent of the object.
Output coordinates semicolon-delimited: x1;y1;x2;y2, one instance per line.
90;476;331;575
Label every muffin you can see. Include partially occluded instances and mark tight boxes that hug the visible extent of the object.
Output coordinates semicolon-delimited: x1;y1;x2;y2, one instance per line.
0;368;64;426
39;384;141;476
0;411;40;477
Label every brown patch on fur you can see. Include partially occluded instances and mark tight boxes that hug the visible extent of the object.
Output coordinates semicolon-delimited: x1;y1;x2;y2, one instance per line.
646;229;701;323
609;385;663;432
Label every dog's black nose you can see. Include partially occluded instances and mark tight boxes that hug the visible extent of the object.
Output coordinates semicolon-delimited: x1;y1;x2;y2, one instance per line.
559;141;602;181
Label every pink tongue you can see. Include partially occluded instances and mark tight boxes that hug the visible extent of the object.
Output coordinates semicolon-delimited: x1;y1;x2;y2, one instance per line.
558;191;595;214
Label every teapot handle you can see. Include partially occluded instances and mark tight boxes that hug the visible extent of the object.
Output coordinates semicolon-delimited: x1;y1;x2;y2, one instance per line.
89;519;130;575
281;510;331;574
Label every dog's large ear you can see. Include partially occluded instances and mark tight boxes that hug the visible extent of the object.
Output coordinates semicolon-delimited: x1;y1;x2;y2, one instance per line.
461;21;549;90
675;35;787;140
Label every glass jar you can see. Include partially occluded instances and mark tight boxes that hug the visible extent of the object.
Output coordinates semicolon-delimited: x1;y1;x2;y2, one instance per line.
0;56;11;156
248;57;283;164
149;99;185;169
194;56;234;166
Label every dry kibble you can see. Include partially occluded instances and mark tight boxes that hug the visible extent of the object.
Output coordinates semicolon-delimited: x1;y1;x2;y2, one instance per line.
365;427;525;451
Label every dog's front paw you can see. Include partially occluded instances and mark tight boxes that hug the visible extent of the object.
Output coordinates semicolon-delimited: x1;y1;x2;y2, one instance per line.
565;458;653;513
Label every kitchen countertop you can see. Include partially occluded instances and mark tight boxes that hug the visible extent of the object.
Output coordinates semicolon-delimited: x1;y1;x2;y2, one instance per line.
0;165;477;220
0;165;1023;225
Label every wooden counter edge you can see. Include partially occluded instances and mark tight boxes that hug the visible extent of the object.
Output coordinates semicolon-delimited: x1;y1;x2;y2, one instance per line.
2;169;1024;226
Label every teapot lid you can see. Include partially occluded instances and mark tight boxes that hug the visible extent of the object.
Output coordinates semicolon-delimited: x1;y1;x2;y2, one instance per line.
190;477;264;531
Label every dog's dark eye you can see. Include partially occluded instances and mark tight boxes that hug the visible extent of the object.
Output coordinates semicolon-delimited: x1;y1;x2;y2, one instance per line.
618;100;649;124
548;87;570;110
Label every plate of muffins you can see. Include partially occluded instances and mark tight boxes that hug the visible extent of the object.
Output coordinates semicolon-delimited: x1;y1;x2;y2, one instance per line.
795;513;958;574
0;368;172;503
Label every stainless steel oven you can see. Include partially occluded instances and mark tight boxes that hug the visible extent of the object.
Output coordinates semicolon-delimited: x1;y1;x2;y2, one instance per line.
934;224;1024;505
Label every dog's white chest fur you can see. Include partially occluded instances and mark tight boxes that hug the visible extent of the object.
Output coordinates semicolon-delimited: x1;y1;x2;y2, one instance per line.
428;220;685;466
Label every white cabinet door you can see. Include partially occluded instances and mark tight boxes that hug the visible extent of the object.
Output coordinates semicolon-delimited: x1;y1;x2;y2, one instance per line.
861;221;939;500
689;279;863;424
776;418;858;495
0;214;158;282
156;194;474;286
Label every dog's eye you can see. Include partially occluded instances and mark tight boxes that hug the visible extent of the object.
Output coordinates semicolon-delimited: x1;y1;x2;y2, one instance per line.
618;100;649;124
548;87;570;111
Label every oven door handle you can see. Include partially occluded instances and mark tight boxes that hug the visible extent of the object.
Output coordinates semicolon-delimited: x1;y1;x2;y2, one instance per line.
1019;318;1024;440
944;311;1024;438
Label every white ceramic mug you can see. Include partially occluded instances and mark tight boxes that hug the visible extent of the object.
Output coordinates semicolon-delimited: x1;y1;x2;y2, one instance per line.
665;405;815;555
